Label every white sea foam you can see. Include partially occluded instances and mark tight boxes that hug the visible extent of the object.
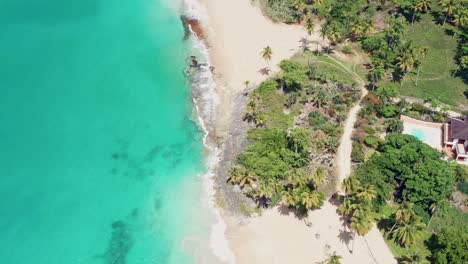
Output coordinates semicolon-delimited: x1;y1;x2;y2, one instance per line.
180;1;235;263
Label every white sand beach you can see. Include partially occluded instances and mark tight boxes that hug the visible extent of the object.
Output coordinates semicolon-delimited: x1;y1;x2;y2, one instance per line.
199;0;397;263
200;0;326;137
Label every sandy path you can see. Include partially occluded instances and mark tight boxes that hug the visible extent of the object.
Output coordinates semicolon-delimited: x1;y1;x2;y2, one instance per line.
331;55;368;192
199;1;395;263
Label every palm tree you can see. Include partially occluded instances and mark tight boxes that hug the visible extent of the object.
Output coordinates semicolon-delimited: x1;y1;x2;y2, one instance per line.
384;118;404;133
314;0;324;5
238;171;257;188
287;169;309;187
261;46;273;69
411;0;430;25
397;51;415;87
411;1;420;25
305;18;315;40
349;207;374;253
356;184;377;202
368;61;385;90
244;80;250;90
342;176;361;196
393;216;426;247
338;197;358;216
416;0;431;13
451;11;467;38
300;190;324;210
389;201;415;233
292;0;307;22
311;166;327;185
227;166;257;188
254;181;275;207
399;252;426;264
282;190;297;208
415;46;429;86
327;251;342;264
244;100;258;123
438;0;455;26
427;200;446;227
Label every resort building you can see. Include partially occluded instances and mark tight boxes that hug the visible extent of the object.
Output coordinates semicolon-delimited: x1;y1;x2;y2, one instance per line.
444;116;468;164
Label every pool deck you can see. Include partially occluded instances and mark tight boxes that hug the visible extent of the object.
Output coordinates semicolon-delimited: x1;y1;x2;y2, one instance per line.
400;115;443;150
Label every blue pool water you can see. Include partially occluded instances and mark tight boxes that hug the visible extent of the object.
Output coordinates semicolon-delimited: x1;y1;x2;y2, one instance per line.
412;128;426;141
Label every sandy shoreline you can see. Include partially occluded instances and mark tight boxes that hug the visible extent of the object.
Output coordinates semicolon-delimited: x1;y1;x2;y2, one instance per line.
197;0;396;263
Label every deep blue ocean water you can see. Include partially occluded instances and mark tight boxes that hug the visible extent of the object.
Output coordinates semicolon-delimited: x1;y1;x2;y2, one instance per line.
0;0;214;263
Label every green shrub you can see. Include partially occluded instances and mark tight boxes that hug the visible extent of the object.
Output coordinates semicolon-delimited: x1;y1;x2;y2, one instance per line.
364;136;379;148
406;111;421;119
282;70;308;92
256;79;278;96
364;126;375;135
351;141;365;163
308;111;328;128
411;103;429;114
279;60;307;73
458;182;468;195
342;45;353;54
379;104;398;118
260;0;296;23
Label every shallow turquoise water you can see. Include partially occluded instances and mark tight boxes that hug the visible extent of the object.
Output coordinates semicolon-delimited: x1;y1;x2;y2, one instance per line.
0;0;212;263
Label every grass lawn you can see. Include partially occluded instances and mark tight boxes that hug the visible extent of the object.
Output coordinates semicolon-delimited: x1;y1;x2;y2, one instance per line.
397;15;468;108
291;51;357;86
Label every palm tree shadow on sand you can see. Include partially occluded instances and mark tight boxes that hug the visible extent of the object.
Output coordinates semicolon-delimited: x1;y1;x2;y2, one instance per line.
259;67;271;76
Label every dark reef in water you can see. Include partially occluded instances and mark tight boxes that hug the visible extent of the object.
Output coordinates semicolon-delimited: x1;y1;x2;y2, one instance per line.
102;221;133;264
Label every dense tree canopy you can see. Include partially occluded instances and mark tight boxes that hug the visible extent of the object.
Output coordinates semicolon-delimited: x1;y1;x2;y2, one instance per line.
355;134;456;216
431;228;468;264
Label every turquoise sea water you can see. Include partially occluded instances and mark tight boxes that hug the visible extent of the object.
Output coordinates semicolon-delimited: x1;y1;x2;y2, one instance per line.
0;0;214;263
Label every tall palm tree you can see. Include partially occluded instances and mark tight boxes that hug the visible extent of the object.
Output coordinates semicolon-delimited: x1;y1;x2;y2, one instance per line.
399;252;426;264
300;190;324;210
393;216;426;247
349;207;374;253
292;0;308;22
415;46;429;86
287;169;310;187
327;251;342;264
389;201;415;233
416;0;431;13
411;1;420;25
305;17;315;41
226;166;257;188
244;80;250;90
397;51;415;87
261;46;273;69
342;177;361;196
282;190;297;208
314;0;324;5
368;62;385;90
438;0;456;26
427;200;447;227
311;166;327;185
338;197;358;216
254;181;275;207
238;171;257;188
451;11;467;38
356;184;377;202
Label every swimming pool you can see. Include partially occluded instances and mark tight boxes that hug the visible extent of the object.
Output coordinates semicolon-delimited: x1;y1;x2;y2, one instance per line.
412;128;426;141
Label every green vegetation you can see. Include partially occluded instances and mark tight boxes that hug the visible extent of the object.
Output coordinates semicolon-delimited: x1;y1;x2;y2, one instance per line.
379;14;467;106
229;56;360;216
260;0;468;109
351;133;467;260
